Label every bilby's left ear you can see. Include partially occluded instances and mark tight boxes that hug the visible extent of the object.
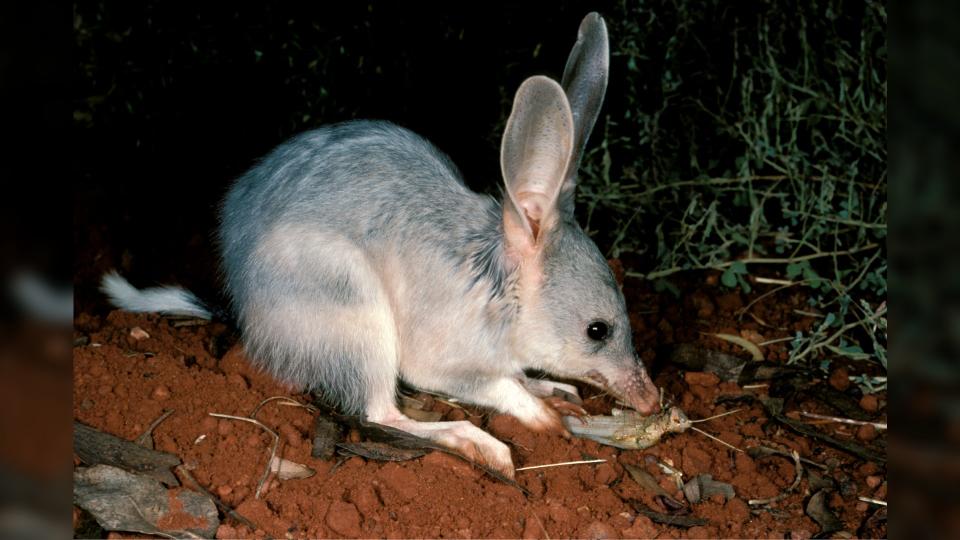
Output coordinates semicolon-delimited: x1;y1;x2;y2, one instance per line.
500;76;575;253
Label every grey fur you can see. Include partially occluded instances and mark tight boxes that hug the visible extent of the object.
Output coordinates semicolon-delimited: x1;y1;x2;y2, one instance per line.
101;12;659;475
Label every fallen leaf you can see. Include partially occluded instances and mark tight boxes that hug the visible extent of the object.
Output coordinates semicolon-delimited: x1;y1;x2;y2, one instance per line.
623;463;684;508
711;333;764;361
627;501;708;528
269;457;315;480
805;489;844;535
683;474;735;503
74;465;217;538
129;327;150;340
74;422;181;487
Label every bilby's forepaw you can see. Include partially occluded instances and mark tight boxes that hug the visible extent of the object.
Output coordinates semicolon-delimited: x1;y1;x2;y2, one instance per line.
543;395;589;424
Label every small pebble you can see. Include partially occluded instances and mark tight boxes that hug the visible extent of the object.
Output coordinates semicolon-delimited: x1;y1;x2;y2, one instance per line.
151;385;171;401
866;475;882;489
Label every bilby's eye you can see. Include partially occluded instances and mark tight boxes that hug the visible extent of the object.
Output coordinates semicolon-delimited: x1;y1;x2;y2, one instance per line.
586;321;609;341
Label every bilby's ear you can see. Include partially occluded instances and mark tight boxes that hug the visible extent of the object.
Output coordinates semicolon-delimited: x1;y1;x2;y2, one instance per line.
558;12;609;215
500;76;575;253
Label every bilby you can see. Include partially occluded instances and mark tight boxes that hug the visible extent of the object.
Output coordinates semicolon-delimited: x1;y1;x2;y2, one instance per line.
102;12;660;477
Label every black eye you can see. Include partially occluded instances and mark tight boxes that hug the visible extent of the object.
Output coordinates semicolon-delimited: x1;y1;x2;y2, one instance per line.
587;321;609;341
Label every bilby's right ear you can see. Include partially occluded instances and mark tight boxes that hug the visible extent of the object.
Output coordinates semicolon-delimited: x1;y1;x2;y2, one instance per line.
559;12;609;215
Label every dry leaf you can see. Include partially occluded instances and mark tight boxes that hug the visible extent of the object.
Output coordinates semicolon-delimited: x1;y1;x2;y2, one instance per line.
712;333;764;361
269;457;315;480
129;327;150;340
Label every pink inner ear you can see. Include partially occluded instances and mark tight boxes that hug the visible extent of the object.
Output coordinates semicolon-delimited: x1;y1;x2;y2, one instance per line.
517;193;548;241
519;196;544;221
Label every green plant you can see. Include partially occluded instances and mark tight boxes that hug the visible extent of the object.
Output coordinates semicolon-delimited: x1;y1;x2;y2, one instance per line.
576;0;887;368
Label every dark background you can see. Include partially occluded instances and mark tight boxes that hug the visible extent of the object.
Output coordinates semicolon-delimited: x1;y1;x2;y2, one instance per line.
73;1;624;311
0;0;955;536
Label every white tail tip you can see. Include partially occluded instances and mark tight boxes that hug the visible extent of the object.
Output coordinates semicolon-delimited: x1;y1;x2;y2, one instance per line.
100;271;212;319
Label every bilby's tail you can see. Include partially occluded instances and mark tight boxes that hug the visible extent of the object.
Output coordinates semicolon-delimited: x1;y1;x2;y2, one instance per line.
100;271;213;319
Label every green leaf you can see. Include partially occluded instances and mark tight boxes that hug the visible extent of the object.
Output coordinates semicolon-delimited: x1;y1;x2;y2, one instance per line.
721;268;738;288
654;279;681;298
731;261;748;274
786;262;804;279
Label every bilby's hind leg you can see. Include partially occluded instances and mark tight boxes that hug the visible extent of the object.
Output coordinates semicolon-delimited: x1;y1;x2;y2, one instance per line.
365;403;515;478
242;226;516;476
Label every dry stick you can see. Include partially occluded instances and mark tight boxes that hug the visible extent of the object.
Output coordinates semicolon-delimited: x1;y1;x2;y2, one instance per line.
209;413;280;499
134;409;175;448
799;411;887;430
749;450;803;506
516;459;606;472
758;336;795;347
176;465;257;531
742;383;769;390
753;276;795;286
858;497;887;507
749;444;828;471
249;395;316;419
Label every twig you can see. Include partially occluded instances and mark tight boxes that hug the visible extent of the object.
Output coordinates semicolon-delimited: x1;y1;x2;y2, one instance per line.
250;395;317;419
753;276;795;286
758;336;794;347
747;445;828;471
176;465;258;531
858;497;887;506
799;411;886;430
516;459;606;471
209;413;280;499
749;450;803;505
134;409;175;449
742;383;769;390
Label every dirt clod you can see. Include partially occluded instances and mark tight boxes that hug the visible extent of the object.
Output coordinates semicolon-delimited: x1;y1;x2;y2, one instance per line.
859;394;880;413
828;366;851;391
325;501;362;537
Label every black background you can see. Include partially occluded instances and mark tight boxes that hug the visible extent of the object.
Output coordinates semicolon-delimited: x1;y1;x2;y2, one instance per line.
72;1;626;312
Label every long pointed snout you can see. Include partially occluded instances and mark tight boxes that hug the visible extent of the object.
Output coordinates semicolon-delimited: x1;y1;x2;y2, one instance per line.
585;359;661;416
620;362;661;415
